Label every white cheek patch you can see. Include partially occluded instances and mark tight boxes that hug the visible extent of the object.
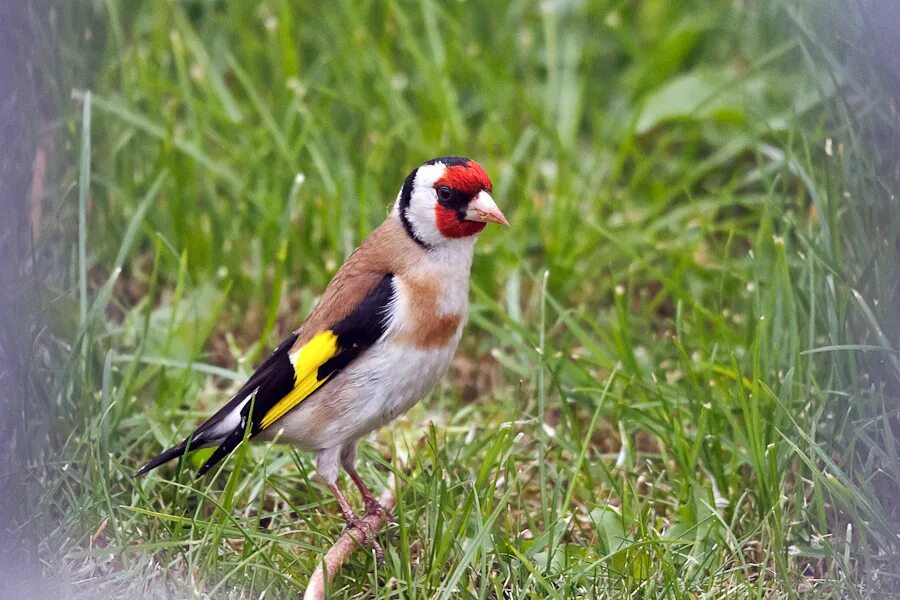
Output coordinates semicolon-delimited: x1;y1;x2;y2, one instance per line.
406;191;442;246
402;163;447;247
413;163;446;187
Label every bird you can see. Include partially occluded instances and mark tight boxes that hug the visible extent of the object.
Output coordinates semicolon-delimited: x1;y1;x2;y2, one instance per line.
135;156;508;559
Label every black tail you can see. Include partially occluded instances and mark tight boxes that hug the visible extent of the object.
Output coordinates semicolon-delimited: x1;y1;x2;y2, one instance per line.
134;438;189;477
196;426;246;477
134;332;302;479
134;428;243;479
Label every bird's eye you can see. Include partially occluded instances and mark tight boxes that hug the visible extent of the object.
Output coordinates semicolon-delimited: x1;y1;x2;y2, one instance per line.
437;186;452;202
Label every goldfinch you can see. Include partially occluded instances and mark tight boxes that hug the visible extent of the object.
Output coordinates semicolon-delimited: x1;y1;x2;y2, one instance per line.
136;156;507;557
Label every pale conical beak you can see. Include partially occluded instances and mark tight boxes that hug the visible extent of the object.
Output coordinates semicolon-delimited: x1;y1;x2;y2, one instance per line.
465;191;509;226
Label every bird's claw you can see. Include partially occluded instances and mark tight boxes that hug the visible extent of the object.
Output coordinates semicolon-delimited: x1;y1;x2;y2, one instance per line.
343;514;384;563
364;497;393;522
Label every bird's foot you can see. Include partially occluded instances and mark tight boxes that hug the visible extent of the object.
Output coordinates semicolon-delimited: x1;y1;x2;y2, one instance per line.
343;514;384;563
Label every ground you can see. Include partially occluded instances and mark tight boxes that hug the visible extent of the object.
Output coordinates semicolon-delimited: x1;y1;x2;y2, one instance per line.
5;0;900;598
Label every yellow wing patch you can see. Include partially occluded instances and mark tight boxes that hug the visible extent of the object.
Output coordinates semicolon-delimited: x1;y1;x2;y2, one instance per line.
260;331;338;429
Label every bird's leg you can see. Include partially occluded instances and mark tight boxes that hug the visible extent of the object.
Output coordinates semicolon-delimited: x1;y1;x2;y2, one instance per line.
340;441;392;520
346;465;393;520
328;482;384;562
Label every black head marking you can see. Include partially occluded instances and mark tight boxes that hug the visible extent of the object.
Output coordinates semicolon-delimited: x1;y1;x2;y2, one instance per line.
398;167;430;248
424;155;470;167
435;185;469;211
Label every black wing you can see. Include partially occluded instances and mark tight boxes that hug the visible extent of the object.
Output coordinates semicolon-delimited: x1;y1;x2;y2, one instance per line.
134;274;395;477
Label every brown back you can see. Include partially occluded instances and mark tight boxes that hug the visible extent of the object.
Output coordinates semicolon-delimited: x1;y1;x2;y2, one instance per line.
293;216;424;347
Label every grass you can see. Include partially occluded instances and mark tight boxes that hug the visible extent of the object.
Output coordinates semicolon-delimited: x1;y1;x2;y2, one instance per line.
8;0;900;597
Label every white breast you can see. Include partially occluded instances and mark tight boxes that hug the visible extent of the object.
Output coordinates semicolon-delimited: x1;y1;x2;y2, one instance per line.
325;259;470;442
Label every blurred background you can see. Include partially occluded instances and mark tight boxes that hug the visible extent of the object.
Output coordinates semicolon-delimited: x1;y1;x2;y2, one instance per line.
2;0;899;597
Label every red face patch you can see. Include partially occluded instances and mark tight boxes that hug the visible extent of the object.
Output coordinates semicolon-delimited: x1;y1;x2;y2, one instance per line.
435;204;486;238
432;159;492;238
433;161;492;196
